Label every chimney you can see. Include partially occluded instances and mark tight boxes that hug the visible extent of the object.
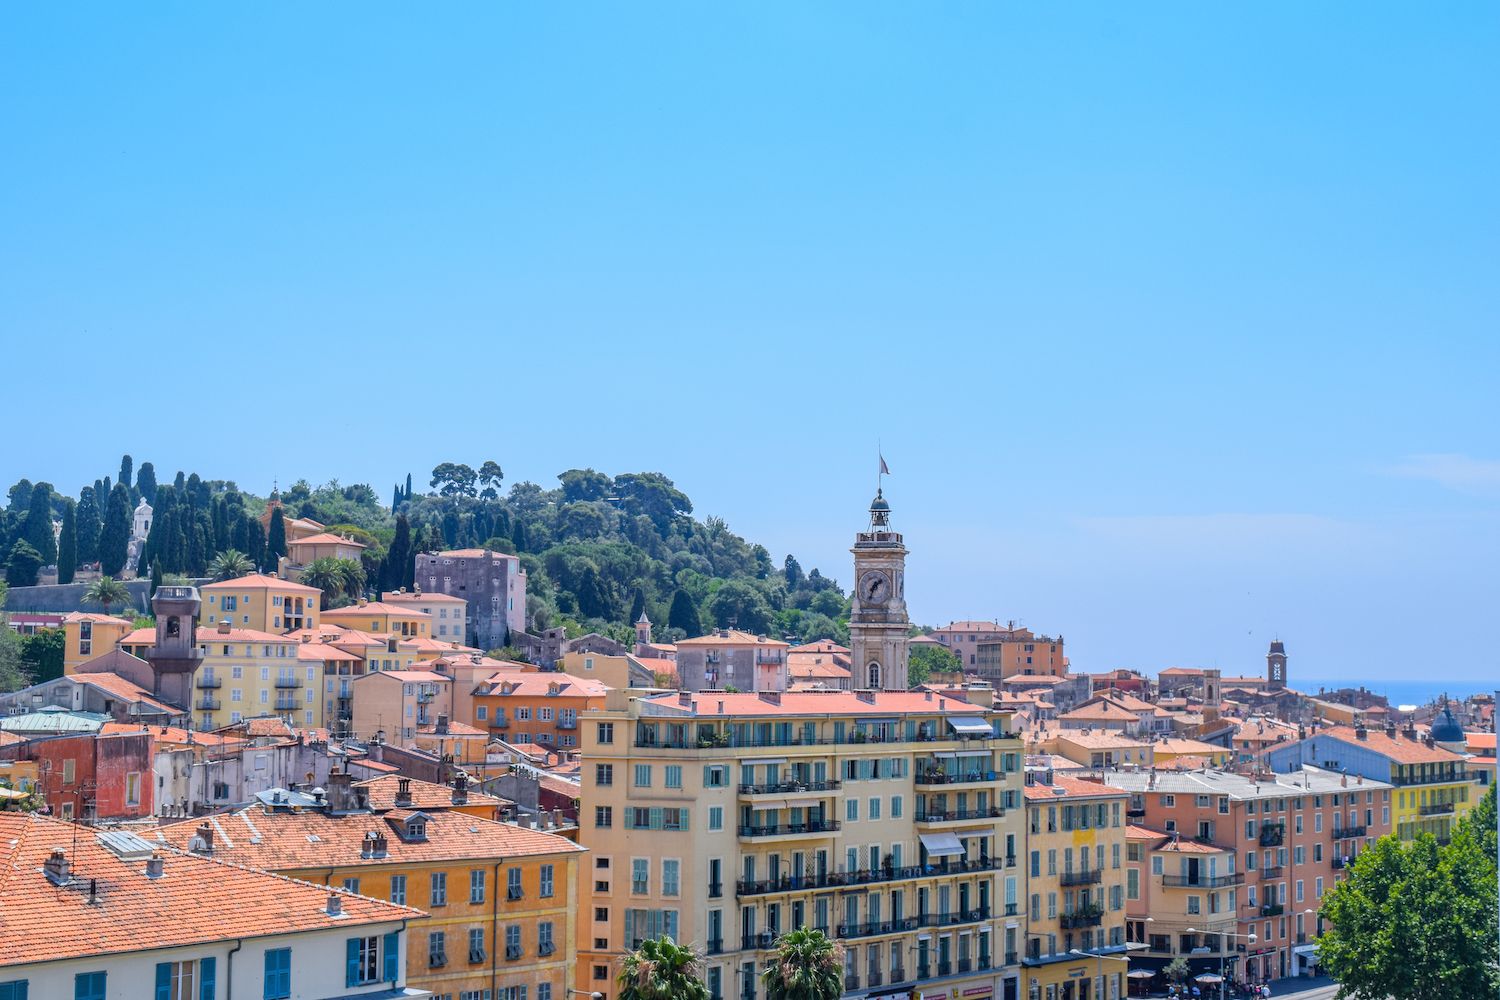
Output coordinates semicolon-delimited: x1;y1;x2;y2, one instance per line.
394;777;413;808
325;768;361;813
856;690;877;704
43;848;70;886
758;691;782;706
327;892;343;917
717;700;725;714
217;619;231;634
678;691;693;707
191;822;214;855
1354;725;1367;741
358;598;368;608
452;772;469;805
362;830;390;859
302;634;312;643
924;690;933;702
436;714;450;736
1385;721;1397;739
145;853;165;879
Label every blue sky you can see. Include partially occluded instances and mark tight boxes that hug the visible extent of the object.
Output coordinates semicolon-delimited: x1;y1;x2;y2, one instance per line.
3;4;1496;690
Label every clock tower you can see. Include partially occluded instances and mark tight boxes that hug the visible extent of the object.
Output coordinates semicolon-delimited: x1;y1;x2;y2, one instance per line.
850;489;910;690
1266;640;1288;691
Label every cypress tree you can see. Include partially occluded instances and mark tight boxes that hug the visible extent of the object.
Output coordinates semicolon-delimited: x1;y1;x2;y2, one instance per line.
119;455;133;491
75;486;101;566
392;484;401;512
57;500;77;585
668;588;700;635
173;470;185;491
149;560;163;598
98;484;132;577
267;506;287;571
387;515;413;593
246;515;267;572
511;518;528;553
188;510;213;576
628;587;646;627
136;462;158;505
22;483;57;567
405;473;413;500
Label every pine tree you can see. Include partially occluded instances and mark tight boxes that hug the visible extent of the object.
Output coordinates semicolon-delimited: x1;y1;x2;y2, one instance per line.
21;483;57;567
98;483;132;577
149;560;163;598
119;455;133;491
267;506;287;572
136;462;157;505
173;470;185;491
57;500;77;585
75;486;101;566
668;588;700;635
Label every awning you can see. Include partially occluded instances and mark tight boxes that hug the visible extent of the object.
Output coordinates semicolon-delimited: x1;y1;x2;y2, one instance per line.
1292;943;1319;957
919;832;965;857
741;757;787;766
779;796;830;809
933;749;993;759
946;716;994;735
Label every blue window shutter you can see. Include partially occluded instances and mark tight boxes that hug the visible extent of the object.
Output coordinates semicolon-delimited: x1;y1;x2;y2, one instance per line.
154;966;171;1000
382;932;399;982
0;982;29;1000
198;957;216;1000
345;938;360;988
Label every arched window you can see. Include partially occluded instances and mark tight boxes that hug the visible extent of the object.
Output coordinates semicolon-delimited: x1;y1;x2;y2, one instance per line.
867;662;881;689
165;616;180;638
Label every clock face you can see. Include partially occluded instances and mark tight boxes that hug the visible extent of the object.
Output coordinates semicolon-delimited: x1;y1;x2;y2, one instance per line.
860;570;891;605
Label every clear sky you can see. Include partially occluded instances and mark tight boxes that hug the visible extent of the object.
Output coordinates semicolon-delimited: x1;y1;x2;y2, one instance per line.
3;4;1496;691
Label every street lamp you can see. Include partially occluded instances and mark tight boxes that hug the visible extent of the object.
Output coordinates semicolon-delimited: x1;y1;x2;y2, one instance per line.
569;993;604;999
1187;927;1256;1000
1071;948;1105;1000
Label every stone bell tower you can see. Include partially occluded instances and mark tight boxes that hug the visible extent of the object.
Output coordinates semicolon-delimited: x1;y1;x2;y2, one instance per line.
1266;640;1288;691
849;489;910;690
148;585;204;709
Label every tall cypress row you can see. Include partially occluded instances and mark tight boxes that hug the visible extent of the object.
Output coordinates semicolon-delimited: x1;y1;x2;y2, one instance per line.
267;506;287;572
98;483;132;576
57;500;77;585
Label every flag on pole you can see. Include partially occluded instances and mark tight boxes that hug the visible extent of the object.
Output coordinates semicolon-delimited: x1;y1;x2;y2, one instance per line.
879;453;890;476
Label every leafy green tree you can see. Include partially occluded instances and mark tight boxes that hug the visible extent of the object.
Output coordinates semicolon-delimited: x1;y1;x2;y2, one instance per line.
1162;957;1191;985
19;627;65;683
477;460;504;499
430;462;478;498
75;486;102;566
559;468;612;503
119;454;133;491
266;506;287;571
614;472;692;531
1318;814;1499;1000
5;541;43;587
909;643;961;687
668;588;700;636
99;483;132;576
302;557;366;607
708;580;772;633
136;462;157;504
0;619;24;692
83;575;131;616
21;482;56;567
208;549;254;581
616;936;710;1000
56;500;77;585
762;927;843;1000
783;554;804;589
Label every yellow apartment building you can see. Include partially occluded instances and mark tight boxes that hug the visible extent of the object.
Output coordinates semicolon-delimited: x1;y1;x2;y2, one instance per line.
1020;772;1130;1000
61;612;134;674
199;573;321;633
156;770;584;1000
577;687;1027;1000
323;600;433;639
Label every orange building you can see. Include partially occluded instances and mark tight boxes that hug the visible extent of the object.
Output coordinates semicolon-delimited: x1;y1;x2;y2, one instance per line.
473;673;609;751
198;573;321;633
61;613;135;675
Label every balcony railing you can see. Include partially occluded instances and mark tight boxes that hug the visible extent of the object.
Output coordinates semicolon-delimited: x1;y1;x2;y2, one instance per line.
1259;866;1284;879
738;779;842;796
706;938;724;955
557;717;578;729
936;960;952;976
1005;950;1019;966
741;932;775;951
634;729;1009;750
838;917;920;940
735;855;1007;896
1126;805;1147;819
737;820;840;838
1261;903;1284;917
1060;907;1104;929
274;677;302;689
490;717;509;728
844;974;860;991
196;676;222;689
917;964;931;980
196;697;221;711
1060;869;1103;887
1258;824;1285;847
915;769;997;786
915;805;1005;823
1334;825;1367;838
1163;873;1245;888
890;967;906;984
1419;802;1455;816
274;698;301;712
708;881;723;898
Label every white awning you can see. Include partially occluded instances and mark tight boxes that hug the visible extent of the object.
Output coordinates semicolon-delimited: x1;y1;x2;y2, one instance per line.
1292;943;1319;957
932;749;993;759
779;796;830;809
919;832;965;857
741;757;787;766
946;716;994;735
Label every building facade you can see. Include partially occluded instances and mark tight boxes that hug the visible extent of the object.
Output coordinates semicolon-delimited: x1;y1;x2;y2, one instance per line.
415;548;527;651
673;630;790;693
199;573;322;633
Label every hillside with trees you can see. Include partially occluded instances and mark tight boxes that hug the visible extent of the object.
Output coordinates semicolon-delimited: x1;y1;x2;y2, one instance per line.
2;458;853;648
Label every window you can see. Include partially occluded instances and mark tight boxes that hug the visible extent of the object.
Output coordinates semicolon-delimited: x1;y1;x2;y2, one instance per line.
596;806;613;828
469;927;486;963
0;983;26;1000
539;863;555;898
665;765;683;788
471;868;487;904
125;772;141;806
346;933;398;987
709;806;724;831
505;925;522;960
596;764;614;786
869;797;881;820
634;764;652;787
891;795;903;818
429;931;448;967
846;798;859;822
343;876;360;894
156;960;214;1000
663;859;681;896
632;858;650;894
431;871;448;906
539;921;555;955
263;948;291;1000
390;875;407;905
74;972;106;1000
508;867;524;900
597;722;615;744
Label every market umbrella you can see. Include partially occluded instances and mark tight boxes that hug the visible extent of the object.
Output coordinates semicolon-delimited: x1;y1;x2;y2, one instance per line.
1127;970;1155;979
1196;973;1225;984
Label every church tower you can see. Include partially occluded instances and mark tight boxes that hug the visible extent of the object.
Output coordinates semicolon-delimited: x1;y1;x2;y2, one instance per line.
1266;640;1288;690
849;489;910;690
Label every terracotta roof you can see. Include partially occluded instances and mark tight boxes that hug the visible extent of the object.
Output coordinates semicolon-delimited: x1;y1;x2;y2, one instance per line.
1060;701;1138;722
154;806;583;870
322;602;431;619
931;621;1005;633
60;612;135;626
416;720;488;737
1467;733;1496;752
356;774;507;811
1318;725;1467;765
538;773;581;799
0;731;27;748
197;626;297;643
1022;775;1127;801
632;656;678;679
641;689;1000;718
789;660;853;679
287;532;368;549
210;716;321;740
1159;667;1207;676
72;672;179;715
1155;737;1225;756
1053;731;1152;750
0;812;418;966
297;641;363;663
433;548;517;560
200;573;321;594
358;670;449;683
380;590;467;604
99;722;248;749
675;629;790;648
476;674;610;698
787;641;852;655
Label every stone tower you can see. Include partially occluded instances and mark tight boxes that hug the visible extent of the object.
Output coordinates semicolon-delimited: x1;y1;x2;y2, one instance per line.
1266;640;1288;690
849;489;910;690
148;585;204;709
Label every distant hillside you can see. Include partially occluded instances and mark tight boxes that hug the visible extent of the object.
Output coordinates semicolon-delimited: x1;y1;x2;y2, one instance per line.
2;459;851;649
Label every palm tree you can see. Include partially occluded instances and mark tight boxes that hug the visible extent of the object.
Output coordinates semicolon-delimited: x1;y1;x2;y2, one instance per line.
617;935;710;1000
208;549;253;582
83;576;131;617
763;928;843;1000
301;557;350;608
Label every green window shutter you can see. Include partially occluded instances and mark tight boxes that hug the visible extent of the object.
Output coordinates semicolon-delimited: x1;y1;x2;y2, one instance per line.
198;957;216;1000
155;964;171;1000
345;938;360;988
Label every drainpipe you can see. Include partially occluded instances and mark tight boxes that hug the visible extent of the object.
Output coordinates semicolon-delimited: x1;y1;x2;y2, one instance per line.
491;858;504;1000
224;939;242;1000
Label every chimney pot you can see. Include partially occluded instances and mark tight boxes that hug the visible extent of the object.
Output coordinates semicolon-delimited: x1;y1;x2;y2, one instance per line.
217;619;231;634
145;853;165;878
327;892;343;916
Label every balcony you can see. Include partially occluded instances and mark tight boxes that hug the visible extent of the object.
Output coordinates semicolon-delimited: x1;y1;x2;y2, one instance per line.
1419;802;1455;816
196;697;221;711
736;856;1006;897
1126;805;1147;819
490;716;509;728
917;964;932;980
1163;873;1245;888
915;805;1005;825
1005;951;1019;966
957;957;972;973
633;728;1006;751
837;917;920;940
915;769;997;787
1259;866;1284;879
274;698;301;712
937;960;953;976
1261;903;1284;917
737;819;840;840
708;881;723;898
706;937;724;955
890;967;906;984
1060;869;1103;887
274;677;302;689
844;975;860;991
1060;907;1104;930
1258;824;1285;847
868;970;883;987
738;778;842;797
922;906;990;929
741;932;775;951
557;717;578;729
1334;825;1367;838
196;676;222;689
416;690;436;703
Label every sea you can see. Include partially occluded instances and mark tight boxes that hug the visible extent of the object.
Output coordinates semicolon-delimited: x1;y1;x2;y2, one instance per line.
1297;678;1493;711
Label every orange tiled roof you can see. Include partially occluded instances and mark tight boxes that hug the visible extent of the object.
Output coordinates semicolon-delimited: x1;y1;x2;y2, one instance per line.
434;548;516;560
199;626;298;643
632;656;678;679
416;720;489;737
1053;731;1152;749
200;573;321;594
72;672;179;715
356;774;507;811
675;629;790;648
287;532;368;549
322;602;431;619
99;722;247;749
297;641;363;662
1022;775;1128;801
1059;701;1138;722
787;640;852;655
61;612;135;626
931;621;1004;633
359;670;450;683
1159;667;1207;676
381;590;467;604
1155;737;1224;755
1319;725;1467;765
476;674;610;698
0;812;419;966
154;806;583;869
